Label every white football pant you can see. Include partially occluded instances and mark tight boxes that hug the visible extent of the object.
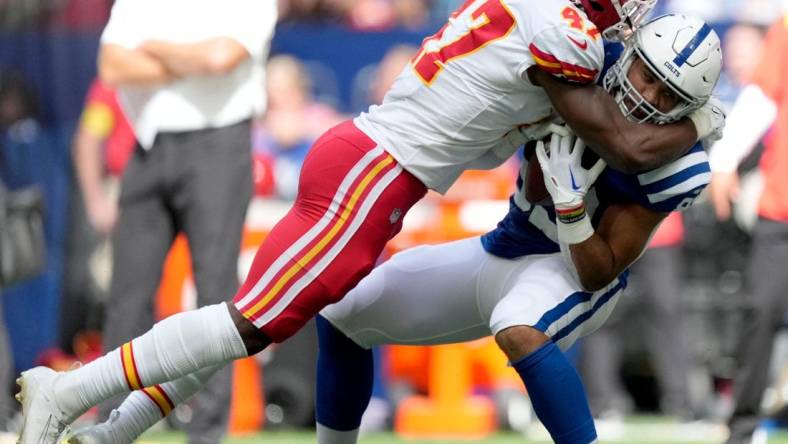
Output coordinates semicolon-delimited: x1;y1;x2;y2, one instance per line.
321;237;627;351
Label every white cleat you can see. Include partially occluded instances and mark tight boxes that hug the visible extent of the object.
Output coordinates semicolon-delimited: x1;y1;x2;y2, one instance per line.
64;411;129;444
15;367;70;444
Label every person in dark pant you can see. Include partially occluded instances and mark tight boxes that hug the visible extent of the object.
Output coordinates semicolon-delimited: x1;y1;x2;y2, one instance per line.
708;13;788;444
63;79;136;358
94;1;277;442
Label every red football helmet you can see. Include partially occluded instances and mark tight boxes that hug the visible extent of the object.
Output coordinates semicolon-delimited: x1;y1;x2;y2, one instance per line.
571;0;656;41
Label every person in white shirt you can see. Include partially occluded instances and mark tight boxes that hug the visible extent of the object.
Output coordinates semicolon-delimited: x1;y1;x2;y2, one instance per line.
78;1;276;443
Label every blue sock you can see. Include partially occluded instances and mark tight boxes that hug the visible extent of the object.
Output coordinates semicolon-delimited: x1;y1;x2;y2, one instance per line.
315;315;374;431
512;341;597;444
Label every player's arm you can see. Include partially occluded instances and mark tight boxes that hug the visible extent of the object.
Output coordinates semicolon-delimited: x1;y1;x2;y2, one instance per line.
530;67;697;173
98;43;177;88
568;203;665;291
535;130;668;291
140;38;250;77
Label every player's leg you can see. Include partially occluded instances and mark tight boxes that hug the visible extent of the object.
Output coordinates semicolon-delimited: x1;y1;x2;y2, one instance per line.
65;126;252;444
314;315;372;444
17;139;255;444
16;301;248;444
66;363;228;444
175;120;253;443
231;121;426;345
16;121;425;444
28;144;178;440
487;254;628;444
316;238;495;444
496;327;595;444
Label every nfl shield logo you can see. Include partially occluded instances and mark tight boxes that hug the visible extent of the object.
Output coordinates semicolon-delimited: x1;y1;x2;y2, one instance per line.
389;208;402;224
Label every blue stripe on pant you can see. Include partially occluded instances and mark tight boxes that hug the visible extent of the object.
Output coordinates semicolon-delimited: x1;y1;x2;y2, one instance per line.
535;271;629;343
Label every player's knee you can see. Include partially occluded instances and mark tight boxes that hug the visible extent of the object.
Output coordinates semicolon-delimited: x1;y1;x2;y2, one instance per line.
225;301;271;354
495;325;551;362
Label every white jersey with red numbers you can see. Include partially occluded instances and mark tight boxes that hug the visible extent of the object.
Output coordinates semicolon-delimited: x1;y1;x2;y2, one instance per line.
354;0;604;193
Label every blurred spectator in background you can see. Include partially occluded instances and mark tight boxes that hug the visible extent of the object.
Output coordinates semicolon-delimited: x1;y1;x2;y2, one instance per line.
0;70;69;433
656;0;741;23
350;44;417;113
277;0;430;30
345;0;429;31
368;45;418;106
0;0;111;31
715;22;767;109
581;213;693;421
707;12;788;444
252;55;343;200
72;78;134;239
276;0;347;24
0;72;37;433
654;0;780;24
44;0;111;30
96;1;277;442
61;78;135;365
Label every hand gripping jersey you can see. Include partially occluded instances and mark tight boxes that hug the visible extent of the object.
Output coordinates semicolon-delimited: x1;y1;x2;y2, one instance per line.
354;0;604;193
481;141;710;258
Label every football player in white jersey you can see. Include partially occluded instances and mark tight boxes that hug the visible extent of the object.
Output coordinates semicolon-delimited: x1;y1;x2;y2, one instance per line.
311;14;722;444
17;1;724;442
61;12;722;444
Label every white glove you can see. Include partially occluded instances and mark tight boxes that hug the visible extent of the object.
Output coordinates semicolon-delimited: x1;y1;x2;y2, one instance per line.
535;129;606;244
689;97;726;142
535;130;606;210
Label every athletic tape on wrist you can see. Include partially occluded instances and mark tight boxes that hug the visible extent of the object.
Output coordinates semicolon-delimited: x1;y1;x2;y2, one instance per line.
556;210;594;244
555;204;586;224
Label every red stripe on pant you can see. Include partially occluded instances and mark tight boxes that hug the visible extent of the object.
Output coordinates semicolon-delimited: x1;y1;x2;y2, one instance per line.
233;121;427;342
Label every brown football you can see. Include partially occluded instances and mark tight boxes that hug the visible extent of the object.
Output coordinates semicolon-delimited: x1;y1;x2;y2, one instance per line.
524;157;550;204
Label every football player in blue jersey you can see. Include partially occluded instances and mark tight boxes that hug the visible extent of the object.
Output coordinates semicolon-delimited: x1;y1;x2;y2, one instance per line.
311;14;723;444
60;13;722;444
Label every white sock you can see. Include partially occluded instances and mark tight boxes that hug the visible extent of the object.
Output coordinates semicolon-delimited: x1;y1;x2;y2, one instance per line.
110;364;227;442
316;423;360;444
55;304;246;416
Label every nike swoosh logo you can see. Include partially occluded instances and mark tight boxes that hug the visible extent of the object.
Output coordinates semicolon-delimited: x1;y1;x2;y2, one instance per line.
569;168;581;191
566;35;588;50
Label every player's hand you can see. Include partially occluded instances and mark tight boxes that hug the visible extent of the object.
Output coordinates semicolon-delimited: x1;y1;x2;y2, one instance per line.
708;171;740;221
689;97;726;142
535;129;606;210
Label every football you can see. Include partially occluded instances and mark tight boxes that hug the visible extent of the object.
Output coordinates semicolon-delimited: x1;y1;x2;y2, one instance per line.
523;146;551;204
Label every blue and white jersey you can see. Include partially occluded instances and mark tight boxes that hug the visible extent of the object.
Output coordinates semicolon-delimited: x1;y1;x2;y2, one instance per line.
481;142;710;259
481;41;711;259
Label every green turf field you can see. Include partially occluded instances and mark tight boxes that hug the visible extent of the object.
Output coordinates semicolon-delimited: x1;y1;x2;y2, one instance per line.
137;427;788;444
